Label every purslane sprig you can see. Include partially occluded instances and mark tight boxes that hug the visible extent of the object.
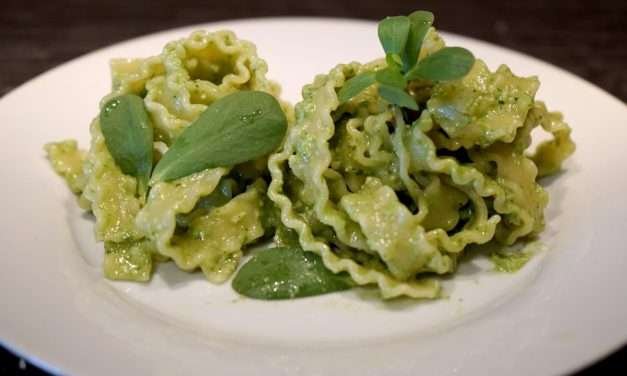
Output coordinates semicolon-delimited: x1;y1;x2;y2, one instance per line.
100;91;287;197
150;91;287;184
338;10;475;109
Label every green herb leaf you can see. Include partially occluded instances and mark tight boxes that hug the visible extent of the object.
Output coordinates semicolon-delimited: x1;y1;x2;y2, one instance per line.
375;66;407;89
151;91;287;183
232;247;354;300
100;94;153;195
402;10;434;72
378;83;418;110
405;46;475;81
377;16;411;55
338;71;376;103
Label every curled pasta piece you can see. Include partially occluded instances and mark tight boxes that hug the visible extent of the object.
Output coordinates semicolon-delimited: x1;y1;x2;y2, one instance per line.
136;173;265;282
428;60;540;149
104;30;284;143
528;102;576;177
79;120;145;242
44;140;86;194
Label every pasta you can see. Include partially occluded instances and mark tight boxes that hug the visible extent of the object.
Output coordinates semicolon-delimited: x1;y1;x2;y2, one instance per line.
267;27;574;298
46;30;288;282
46;18;574;300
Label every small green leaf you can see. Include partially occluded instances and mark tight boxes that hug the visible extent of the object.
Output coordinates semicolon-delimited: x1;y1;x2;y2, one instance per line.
100;94;153;195
375;66;407;89
338;72;376;103
232;247;354;300
405;47;475;81
378;84;418;110
377;16;411;55
402;10;434;72
151;91;287;183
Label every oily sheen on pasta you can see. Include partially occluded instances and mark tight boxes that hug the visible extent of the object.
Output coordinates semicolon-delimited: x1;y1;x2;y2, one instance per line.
45;30;287;282
267;28;575;298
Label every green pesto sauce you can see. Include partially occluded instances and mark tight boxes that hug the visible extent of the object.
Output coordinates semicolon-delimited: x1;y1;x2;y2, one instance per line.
490;250;532;273
104;240;153;281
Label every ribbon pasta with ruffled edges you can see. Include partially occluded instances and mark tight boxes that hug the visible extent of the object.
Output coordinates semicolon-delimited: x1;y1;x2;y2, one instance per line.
267;29;574;299
46;30;289;282
45;26;575;299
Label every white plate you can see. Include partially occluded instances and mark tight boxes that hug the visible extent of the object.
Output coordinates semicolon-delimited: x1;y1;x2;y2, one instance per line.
1;18;626;376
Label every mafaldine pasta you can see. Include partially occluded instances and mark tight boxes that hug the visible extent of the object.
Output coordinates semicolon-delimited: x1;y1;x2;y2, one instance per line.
46;30;289;282
267;28;574;298
46;16;574;300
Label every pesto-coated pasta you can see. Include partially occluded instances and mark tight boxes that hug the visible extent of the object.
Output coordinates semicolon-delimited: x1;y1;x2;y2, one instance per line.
45;20;574;300
46;30;288;282
267;28;574;299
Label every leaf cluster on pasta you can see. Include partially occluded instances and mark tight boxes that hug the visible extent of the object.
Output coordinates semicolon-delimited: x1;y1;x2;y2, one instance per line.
46;30;289;282
267;28;575;298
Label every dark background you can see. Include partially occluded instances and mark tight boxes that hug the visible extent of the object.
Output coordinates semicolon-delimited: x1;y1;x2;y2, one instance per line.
1;0;625;374
2;0;626;100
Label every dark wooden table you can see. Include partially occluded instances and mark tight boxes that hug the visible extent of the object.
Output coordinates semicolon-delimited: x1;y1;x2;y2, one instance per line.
1;0;625;374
